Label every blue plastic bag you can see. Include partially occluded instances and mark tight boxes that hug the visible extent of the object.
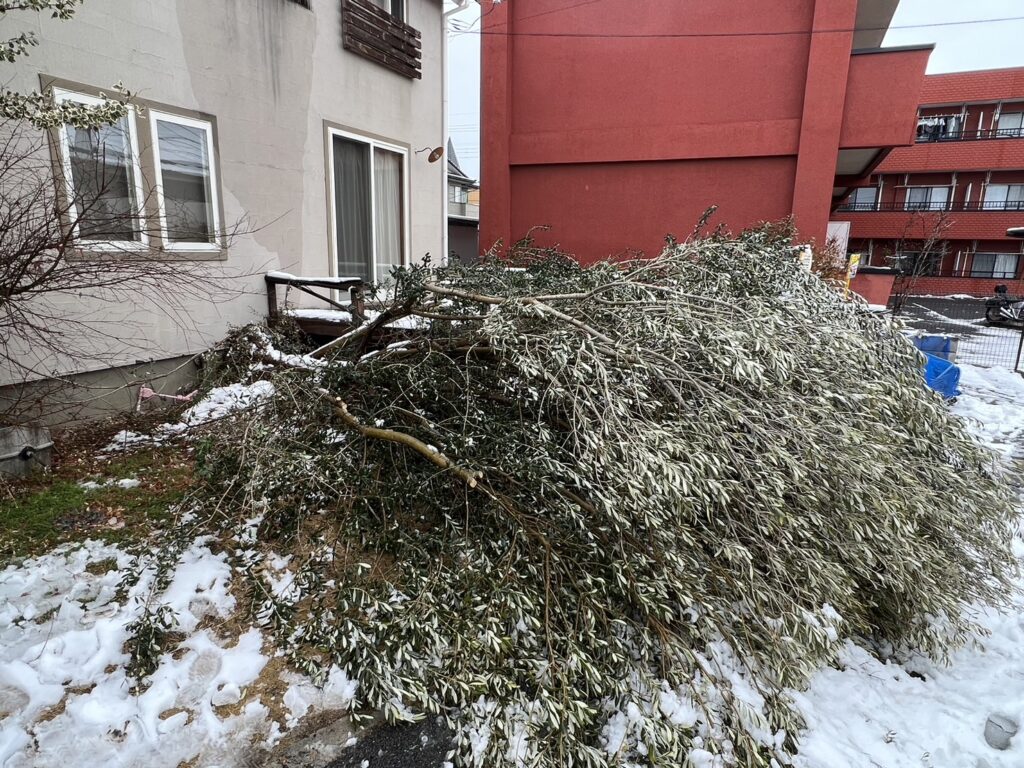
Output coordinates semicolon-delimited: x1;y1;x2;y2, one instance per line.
912;335;956;361
923;352;961;400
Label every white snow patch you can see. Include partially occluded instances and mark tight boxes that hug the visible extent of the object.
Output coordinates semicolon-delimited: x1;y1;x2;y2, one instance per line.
79;477;141;491
0;538;356;767
953;363;1024;460
287;307;427;330
101;381;276;453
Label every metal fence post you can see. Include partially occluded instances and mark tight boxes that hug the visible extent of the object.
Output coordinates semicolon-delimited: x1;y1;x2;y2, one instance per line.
1016;324;1024;374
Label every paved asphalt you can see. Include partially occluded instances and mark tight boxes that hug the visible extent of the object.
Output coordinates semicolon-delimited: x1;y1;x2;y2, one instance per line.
324;719;453;768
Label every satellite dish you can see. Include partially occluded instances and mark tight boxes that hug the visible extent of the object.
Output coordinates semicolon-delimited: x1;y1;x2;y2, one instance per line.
427;146;445;163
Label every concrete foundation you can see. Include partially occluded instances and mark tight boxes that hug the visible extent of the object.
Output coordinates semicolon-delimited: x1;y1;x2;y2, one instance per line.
0;355;200;428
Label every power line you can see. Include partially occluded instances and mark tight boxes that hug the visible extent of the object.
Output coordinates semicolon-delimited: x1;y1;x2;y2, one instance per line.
452;14;1024;40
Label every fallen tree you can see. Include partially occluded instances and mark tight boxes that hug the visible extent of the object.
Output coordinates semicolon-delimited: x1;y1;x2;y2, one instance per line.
140;224;1017;767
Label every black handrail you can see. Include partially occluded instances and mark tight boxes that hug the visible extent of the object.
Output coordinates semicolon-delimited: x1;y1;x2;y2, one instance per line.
837;201;1024;213
915;127;1024;143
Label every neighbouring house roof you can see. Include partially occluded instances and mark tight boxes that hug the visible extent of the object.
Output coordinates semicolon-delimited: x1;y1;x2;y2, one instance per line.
447;138;478;189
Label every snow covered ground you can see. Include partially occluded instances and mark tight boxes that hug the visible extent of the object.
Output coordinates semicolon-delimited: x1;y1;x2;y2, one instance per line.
0;538;357;767
3;365;1024;767
0;383;354;768
102;380;276;453
793;364;1024;768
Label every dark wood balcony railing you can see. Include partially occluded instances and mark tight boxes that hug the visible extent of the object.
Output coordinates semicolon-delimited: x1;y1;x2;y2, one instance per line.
915;127;1024;143
341;0;422;79
838;201;1024;213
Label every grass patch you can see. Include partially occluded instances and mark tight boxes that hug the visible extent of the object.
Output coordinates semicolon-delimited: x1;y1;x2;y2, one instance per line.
0;444;195;561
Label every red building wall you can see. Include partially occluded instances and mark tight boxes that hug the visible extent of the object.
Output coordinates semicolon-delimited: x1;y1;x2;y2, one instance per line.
481;0;930;263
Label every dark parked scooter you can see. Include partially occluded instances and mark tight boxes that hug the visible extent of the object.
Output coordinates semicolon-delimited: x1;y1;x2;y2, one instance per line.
985;285;1024;326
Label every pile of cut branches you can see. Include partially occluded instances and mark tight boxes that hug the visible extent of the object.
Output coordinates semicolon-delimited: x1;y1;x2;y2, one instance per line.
152;225;1017;766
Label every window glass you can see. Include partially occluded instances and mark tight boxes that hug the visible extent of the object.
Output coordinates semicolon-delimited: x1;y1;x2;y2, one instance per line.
374;147;404;281
905;186;948;211
971;253;1019;279
63;114;141;242
846;187;877;210
333;136;373;280
332;133;406;282
997;112;1024;137
154;117;216;244
983;184;1024;210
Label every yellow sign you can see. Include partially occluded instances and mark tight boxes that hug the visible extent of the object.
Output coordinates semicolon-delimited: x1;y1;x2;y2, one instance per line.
845;253;862;298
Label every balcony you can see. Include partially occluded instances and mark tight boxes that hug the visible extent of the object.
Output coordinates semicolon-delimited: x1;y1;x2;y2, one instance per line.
837;201;1024;213
448;201;480;221
340;0;422;79
916;128;1024;143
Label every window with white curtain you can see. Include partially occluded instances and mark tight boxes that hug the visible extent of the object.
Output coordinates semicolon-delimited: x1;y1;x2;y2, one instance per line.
151;111;220;248
996;112;1024;137
330;130;407;282
53;89;145;246
904;186;949;211
971;253;1019;279
983;184;1024;211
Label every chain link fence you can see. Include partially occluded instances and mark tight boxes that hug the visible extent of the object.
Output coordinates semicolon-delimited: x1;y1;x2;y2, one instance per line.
896;298;1024;371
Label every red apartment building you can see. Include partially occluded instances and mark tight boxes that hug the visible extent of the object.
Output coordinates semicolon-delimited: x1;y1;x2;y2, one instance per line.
835;67;1024;297
481;0;931;262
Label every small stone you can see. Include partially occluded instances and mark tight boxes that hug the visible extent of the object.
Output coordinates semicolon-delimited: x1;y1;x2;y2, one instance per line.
984;713;1019;750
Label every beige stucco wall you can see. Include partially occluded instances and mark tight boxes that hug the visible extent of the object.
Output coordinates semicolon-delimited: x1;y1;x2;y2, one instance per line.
1;0;444;386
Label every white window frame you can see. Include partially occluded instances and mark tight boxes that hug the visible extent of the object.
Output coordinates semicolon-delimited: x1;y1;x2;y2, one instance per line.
326;126;411;283
149;110;222;252
903;186;950;212
53;88;148;251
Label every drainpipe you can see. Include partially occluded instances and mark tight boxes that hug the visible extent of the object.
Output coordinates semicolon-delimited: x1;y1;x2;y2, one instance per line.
441;0;472;267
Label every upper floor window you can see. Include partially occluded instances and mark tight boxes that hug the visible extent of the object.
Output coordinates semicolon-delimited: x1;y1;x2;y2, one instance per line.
971;253;1019;279
904;186;949;211
448;184;469;204
53;89;146;247
916;115;961;142
996;112;1024;138
844;186;877;211
983;184;1024;211
369;0;404;19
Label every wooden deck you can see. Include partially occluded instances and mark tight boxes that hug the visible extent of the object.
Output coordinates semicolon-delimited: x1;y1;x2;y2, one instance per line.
265;272;366;339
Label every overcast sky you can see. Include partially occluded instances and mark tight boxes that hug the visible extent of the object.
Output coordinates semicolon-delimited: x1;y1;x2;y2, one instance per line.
446;1;1024;182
